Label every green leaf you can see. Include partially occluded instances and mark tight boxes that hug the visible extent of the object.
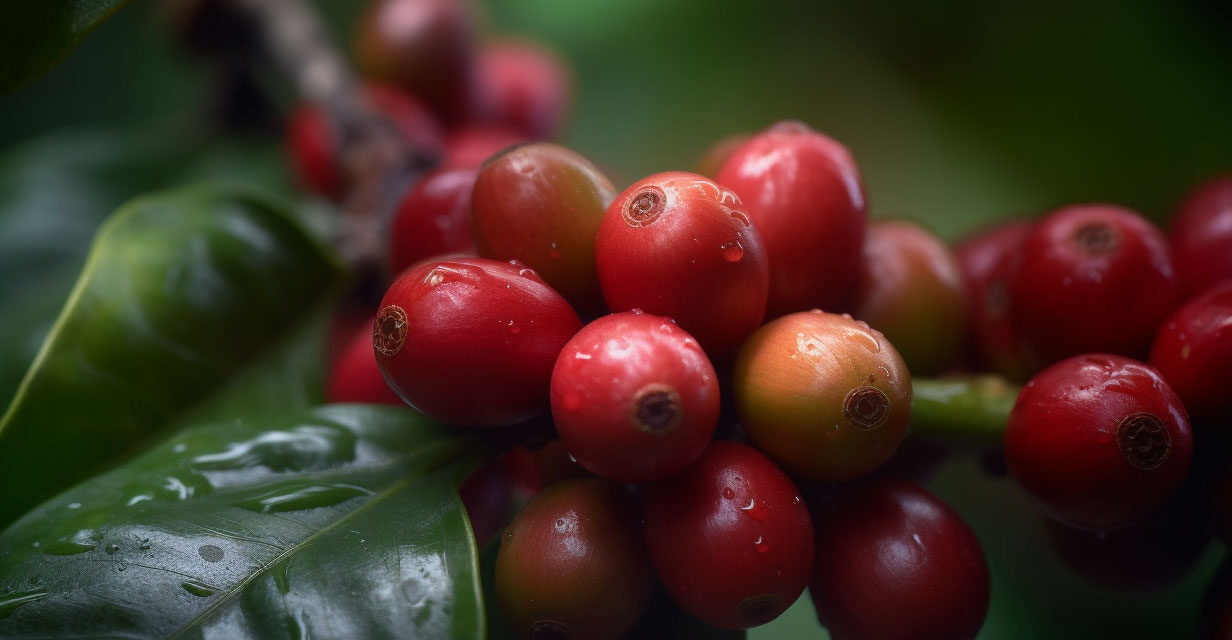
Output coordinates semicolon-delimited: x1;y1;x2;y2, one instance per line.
0;405;485;639
0;184;342;525
0;0;132;92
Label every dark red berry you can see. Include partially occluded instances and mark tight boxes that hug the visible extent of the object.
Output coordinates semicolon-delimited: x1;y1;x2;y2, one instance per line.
1170;174;1232;297
374;257;581;427
495;478;654;640
388;167;478;274
472;39;571;139
953;219;1033;379
442;126;531;170
694;133;750;178
472;143;615;315
852;220;967;375
596;171;769;357
733;310;912;482
503;440;589;497
1007;204;1181;370
715;120;867;317
1149;282;1232;421
327;319;404;405
644;441;814;630
550;311;719;483
459;458;512;544
809;480;990;640
1005;354;1193;530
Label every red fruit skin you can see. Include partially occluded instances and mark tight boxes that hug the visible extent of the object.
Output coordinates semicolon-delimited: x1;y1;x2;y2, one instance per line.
441;126;531;170
1171;174;1232;298
459;458;512;544
388;167;478;274
327;320;404;405
1007;204;1181;370
809;480;990;640
1150;282;1232;422
1004;354;1193;530
644;441;814;630
953;219;1033;379
472;143;615;316
374;257;582;427
286;84;444;200
472;40;570;139
353;0;476;123
596;171;770;357
715;121;867;317
550;311;719;483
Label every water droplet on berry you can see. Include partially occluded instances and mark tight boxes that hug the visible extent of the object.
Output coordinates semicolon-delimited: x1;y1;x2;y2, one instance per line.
722;487;735;500
741;498;766;521
105;544;120;555
720;242;744;262
549;242;561;259
507;320;521;334
630;307;644;315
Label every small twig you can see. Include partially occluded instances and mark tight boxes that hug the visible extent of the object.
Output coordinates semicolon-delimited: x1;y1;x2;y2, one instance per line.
910;375;1020;446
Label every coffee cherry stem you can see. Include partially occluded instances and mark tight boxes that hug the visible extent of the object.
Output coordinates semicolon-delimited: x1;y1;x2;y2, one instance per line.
911;375;1020;445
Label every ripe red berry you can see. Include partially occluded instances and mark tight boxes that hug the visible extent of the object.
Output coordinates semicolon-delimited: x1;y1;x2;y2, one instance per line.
852;220;968;375
694;133;750;178
495;478;654;640
472;143;616;315
442;126;530;170
809;480;990;640
596;171;769;356
1149;282;1232;422
503;440;589;497
327;319;404;405
388;167;478;274
953;219;1033;380
550;311;719;483
353;0;476;123
644;441;814;630
733;310;912;482
286;84;444;200
1005;354;1193;530
1007;204;1181;370
715;120;867;317
1170;174;1232;297
472;39;571;139
374;257;581;427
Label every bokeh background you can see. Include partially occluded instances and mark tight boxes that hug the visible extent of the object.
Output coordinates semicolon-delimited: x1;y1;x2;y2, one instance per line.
2;1;1230;638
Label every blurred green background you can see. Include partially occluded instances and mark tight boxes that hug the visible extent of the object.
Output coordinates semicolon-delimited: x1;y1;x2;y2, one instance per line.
2;0;1229;638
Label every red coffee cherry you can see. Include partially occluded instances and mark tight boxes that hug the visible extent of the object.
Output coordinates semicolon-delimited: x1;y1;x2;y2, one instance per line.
472;143;616;315
353;0;476;123
596;171;769;357
472;39;571;139
503;440;590;497
694;133;750;178
550;311;719;483
286;83;444;200
1004;354;1193;530
644;441;814;630
852;220;967;375
442;126;531;170
809;480;990;640
733;310;912;482
715;120;867;317
953;219;1033;380
1149;282;1232;421
327;320;404;406
1007;204;1181;370
495;478;654;640
388;167;478;274
1170;174;1232;297
374;257;581;427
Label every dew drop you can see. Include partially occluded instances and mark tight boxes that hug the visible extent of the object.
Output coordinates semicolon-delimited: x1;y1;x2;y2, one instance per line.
105;543;120;555
720;242;744;262
741;498;767;521
554;518;568;533
549;242;561;259
181;580;217;597
722;487;735;500
139;539;151;551
630;307;645;315
507;320;521;334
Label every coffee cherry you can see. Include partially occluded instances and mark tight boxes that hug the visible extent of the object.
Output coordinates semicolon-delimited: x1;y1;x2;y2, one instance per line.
550;311;719;483
1170;174;1232;297
1007;204;1181;370
388;167;478;274
953;219;1033;380
644;441;813;630
286;83;444;200
694;133;750;178
733;310;912;482
374;257;581;427
852;220;967;375
503;440;590;497
473;39;571;139
715;120;867;317
809;480;990;640
459;458;512;544
1005;354;1193;530
495;478;653;640
596;171;769;357
442;126;531;170
353;0;476;123
327;319;404;405
1150;282;1232;421
472;143;616;315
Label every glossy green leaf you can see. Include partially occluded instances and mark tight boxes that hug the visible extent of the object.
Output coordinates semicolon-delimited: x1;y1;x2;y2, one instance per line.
0;184;341;525
0;0;132;92
0;405;485;639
